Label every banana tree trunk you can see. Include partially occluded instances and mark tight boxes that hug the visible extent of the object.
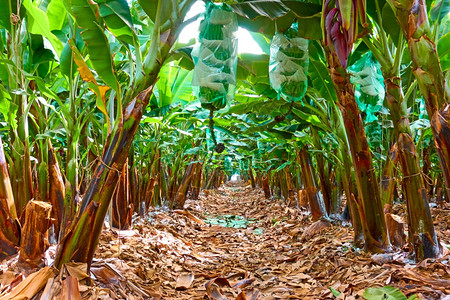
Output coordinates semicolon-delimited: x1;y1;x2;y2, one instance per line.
173;162;196;209
285;168;295;196
10;140;33;220
153;160;162;206
249;159;256;189
262;176;271;199
149;149;161;207
325;50;388;252
296;147;328;221
338;147;364;246
381;143;399;206
205;169;217;190
387;0;450;201
191;163;203;200
112;161;133;230
255;172;261;188
48;142;65;239
53;0;197;267
168;155;182;202
18;200;52;268
385;75;440;259
144;177;156;211
54;85;155;269
422;146;433;197
0;136;20;259
311;128;333;214
128;147;139;215
36;144;48;204
65;126;79;218
130;166;139;215
30;102;49;205
331;81;364;246
279;170;289;201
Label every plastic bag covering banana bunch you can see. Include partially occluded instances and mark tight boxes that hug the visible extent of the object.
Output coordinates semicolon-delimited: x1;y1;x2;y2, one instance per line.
269;23;309;102
192;2;238;110
349;52;385;123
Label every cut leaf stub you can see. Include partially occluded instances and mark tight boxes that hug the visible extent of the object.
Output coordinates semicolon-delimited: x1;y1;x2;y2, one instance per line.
192;2;238;111
269;22;309;102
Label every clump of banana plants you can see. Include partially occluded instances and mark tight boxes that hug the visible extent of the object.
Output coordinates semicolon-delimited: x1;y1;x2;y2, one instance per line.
269;22;309;102
321;0;389;252
192;2;238;110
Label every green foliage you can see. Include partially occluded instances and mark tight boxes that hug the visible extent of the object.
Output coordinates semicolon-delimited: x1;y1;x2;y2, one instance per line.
154;62;193;108
205;215;254;228
430;0;450;22
138;0;172;25
0;0;22;33
231;1;289;21
47;0;67;32
438;31;450;71
381;3;401;43
363;286;418;300
97;0;138;46
230;0;321;39
65;0;119;91
0;0;448;270
23;0;63;55
349;52;385;123
329;286;341;297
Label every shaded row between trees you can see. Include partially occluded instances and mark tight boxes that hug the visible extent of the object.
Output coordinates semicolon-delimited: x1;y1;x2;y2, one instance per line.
0;0;449;271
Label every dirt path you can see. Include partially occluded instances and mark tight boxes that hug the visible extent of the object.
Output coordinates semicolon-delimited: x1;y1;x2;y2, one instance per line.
92;183;450;299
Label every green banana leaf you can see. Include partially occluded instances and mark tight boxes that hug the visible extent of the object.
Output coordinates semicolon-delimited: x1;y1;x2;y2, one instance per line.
438;31;450;71
23;0;63;56
47;0;67;32
66;0;119;91
97;0;138;47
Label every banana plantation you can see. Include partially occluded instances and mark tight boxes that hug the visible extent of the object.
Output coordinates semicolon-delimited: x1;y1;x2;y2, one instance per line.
0;0;449;298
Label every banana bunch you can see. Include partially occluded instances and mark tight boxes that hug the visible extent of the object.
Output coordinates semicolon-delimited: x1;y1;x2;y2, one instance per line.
280;45;307;60
201;23;224;41
192;2;238;110
199;84;229;110
269;22;309;102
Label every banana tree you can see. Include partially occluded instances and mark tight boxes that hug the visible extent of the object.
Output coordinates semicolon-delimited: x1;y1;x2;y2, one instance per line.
231;0;391;250
54;0;196;269
0;0;68;259
362;0;440;259
0;136;20;259
386;0;450;202
112;53;196;222
0;0;41;220
321;0;389;252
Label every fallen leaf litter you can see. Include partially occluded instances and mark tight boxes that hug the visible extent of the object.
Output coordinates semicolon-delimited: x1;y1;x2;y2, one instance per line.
0;181;449;299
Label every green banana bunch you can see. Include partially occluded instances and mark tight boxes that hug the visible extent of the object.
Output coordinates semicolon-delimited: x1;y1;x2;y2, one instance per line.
201;23;223;41
281;81;307;100
213;47;231;62
194;2;237;111
280;46;306;60
269;22;309;102
199;85;228;110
